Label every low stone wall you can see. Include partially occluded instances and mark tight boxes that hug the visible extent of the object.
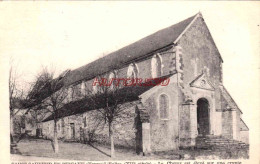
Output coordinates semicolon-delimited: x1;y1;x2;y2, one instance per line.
240;130;249;144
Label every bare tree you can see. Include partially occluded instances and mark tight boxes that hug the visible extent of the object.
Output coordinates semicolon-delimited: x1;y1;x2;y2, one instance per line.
9;58;27;142
28;67;141;156
28;105;48;128
28;67;69;153
9;58;35;116
26;104;49;137
83;75;138;158
9;59;21;118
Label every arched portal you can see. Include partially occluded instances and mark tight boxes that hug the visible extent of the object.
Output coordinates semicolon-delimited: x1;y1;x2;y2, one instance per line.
197;98;210;136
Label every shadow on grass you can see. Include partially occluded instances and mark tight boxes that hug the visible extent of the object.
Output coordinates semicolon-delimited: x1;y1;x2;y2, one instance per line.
88;143;111;157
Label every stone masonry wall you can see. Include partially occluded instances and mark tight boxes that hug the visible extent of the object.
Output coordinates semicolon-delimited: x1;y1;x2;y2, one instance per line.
178;16;226;137
221;110;233;139
235;110;241;140
179;104;191;147
42;101;139;149
42;114;84;140
83;101;138;149
41;15;245;152
141;79;181;151
76;46;176;95
116;46;175;80
178;16;222;111
42;38;177;151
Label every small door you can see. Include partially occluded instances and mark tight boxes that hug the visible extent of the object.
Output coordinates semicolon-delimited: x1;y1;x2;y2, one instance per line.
135;111;142;154
70;123;75;139
197;98;210;136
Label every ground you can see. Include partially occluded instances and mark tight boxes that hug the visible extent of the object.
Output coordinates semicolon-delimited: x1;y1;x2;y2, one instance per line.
11;138;249;161
12;138;154;161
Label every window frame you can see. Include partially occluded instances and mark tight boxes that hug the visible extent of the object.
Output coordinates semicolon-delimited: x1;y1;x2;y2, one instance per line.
108;71;117;89
158;93;170;120
127;63;139;79
151;54;162;78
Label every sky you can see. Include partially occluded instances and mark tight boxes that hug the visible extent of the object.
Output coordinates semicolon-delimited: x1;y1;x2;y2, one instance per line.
0;1;259;151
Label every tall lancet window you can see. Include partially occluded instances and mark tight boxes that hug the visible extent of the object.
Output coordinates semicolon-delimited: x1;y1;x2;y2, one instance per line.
81;81;85;96
93;81;98;94
151;54;162;78
127;63;138;79
93;76;101;94
159;94;169;119
108;71;116;89
68;87;73;101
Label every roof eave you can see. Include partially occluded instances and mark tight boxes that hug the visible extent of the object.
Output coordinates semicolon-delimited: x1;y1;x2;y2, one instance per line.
240;118;249;131
223;86;243;114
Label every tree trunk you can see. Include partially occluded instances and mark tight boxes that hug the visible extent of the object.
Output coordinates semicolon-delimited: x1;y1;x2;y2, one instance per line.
53;119;59;153
10;116;14;143
109;122;115;158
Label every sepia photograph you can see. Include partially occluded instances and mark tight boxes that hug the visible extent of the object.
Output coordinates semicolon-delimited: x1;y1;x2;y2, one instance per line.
0;1;259;163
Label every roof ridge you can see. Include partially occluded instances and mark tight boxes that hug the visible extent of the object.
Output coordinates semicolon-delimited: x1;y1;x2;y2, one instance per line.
64;13;198;86
174;12;202;44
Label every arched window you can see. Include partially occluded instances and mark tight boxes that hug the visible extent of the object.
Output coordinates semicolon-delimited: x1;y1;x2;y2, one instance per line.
73;84;81;98
159;94;169;119
93;77;101;94
127;63;138;79
93;84;98;94
81;81;85;95
108;71;116;89
68;87;73;101
109;72;116;80
151;54;162;78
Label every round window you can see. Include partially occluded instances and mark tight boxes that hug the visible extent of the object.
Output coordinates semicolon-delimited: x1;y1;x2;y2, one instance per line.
200;79;206;87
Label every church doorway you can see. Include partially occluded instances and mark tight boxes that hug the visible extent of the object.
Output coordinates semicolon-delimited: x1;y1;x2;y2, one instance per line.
197;98;210;136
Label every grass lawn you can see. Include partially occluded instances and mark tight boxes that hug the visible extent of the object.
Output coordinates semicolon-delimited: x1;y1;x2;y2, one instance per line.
13;138;154;161
12;138;249;161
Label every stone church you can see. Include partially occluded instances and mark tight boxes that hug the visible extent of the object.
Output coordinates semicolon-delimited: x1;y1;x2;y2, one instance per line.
41;13;249;154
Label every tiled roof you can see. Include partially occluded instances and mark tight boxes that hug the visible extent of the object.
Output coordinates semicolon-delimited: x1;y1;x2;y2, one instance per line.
63;13;198;86
240;118;249;131
42;75;172;122
29;13;198;107
220;85;242;113
42;86;149;122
